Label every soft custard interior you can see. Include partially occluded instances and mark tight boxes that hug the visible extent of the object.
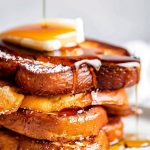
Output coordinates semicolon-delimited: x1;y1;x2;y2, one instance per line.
0;18;85;51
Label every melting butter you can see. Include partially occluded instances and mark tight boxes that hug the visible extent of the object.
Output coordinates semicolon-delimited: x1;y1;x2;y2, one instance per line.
75;59;101;71
0;18;85;51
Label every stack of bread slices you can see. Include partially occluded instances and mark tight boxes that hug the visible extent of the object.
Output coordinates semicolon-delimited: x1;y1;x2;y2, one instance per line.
0;19;140;150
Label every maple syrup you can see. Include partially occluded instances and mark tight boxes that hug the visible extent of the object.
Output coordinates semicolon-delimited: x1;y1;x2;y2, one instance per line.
0;1;149;149
0;23;76;41
0;20;84;51
110;135;150;149
135;84;139;138
110;84;150;149
0;1;84;52
42;0;46;22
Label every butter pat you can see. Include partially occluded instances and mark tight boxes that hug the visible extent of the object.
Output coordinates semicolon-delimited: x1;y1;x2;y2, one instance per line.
0;18;85;51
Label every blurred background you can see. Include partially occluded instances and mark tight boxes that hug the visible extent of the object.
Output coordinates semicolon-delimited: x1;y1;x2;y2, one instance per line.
0;0;150;44
0;0;150;134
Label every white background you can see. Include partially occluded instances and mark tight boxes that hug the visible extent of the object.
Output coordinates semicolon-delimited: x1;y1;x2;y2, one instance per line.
0;0;150;44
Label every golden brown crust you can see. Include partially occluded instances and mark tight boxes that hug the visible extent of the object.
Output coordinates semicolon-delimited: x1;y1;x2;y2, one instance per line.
0;117;124;150
0;128;19;150
0;117;123;150
0;106;108;142
0;128;109;150
21;88;128;113
0;38;130;57
103;117;124;143
15;59;140;96
80;39;130;56
105;106;137;116
0;79;129;114
0;83;24;114
0;41;140;97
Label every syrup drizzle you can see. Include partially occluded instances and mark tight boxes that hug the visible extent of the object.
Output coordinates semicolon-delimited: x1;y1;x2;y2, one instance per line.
72;59;101;94
0;1;148;147
135;84;139;138
110;138;150;150
72;66;78;94
109;61;150;149
42;0;46;22
110;83;150;149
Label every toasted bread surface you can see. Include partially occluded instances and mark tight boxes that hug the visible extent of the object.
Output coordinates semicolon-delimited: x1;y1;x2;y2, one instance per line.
0;128;109;150
0;106;108;142
0;42;140;96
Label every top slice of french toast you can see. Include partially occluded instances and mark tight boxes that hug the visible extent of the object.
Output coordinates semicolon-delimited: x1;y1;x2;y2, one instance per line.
0;39;140;97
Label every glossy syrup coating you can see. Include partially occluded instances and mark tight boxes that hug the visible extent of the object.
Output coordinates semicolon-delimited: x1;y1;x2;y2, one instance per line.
0;106;108;142
0;19;84;51
0;42;140;97
0;128;109;150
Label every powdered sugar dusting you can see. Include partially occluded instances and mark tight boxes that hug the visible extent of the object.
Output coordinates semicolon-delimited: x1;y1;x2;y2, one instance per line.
22;61;70;73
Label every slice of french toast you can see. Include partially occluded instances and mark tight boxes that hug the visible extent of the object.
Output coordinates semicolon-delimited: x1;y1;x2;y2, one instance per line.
0;106;108;142
0;128;108;150
0;41;140;96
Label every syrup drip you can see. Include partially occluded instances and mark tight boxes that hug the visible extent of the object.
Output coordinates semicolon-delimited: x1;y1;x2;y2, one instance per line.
124;134;150;148
72;66;78;94
42;0;46;22
110;83;150;149
72;59;101;94
0;2;84;51
135;84;139;138
41;0;48;28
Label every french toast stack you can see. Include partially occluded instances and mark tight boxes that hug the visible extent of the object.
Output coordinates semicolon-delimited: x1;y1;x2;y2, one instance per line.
0;20;140;150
